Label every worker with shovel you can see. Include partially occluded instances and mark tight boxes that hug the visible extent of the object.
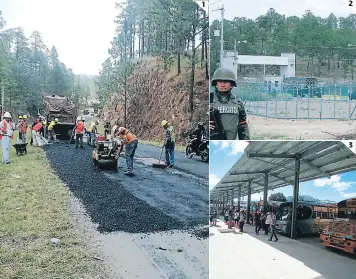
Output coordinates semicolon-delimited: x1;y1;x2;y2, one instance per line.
47;118;59;143
161;120;175;168
116;126;138;175
0;112;14;164
74;116;85;149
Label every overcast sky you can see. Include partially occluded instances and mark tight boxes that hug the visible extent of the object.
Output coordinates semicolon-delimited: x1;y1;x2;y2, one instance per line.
209;0;356;23
1;0;119;75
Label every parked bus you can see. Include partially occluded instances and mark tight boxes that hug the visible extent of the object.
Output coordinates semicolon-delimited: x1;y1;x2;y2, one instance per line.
275;201;334;237
320;198;356;255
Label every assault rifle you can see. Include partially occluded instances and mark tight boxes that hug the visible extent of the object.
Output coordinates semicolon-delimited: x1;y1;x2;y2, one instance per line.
209;92;227;140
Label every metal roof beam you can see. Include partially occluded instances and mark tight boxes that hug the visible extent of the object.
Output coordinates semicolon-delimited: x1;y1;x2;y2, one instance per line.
247;152;296;159
229;171;266;175
250;157;296;172
221;180;249;184
301;159;330;178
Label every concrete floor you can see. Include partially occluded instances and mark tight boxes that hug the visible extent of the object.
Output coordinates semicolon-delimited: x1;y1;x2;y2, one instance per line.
209;219;356;279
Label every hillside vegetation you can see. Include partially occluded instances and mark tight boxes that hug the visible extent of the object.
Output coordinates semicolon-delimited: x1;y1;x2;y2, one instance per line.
96;0;209;143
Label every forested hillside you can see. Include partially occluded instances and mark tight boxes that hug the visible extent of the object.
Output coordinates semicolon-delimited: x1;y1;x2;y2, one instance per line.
210;9;356;80
0;11;93;116
96;0;209;142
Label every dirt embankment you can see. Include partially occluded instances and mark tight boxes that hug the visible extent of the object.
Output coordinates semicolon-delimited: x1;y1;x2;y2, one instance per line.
102;57;208;143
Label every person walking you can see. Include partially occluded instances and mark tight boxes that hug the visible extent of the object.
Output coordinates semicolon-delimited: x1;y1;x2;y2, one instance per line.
255;211;262;235
228;207;234;229
161;120;175;168
268;211;279;242
234;210;239;228
116;126;138;175
212;210;218;226
239;210;246;232
265;212;272;235
0;112;14;164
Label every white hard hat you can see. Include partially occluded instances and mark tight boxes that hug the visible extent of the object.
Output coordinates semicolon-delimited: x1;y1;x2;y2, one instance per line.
3;112;11;118
76;116;81;121
118;127;126;134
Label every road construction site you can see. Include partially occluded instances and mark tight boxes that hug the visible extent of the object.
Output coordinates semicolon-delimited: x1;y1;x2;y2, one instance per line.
43;142;209;278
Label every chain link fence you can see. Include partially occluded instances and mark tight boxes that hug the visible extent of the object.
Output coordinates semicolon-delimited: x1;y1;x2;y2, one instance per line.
228;81;356;120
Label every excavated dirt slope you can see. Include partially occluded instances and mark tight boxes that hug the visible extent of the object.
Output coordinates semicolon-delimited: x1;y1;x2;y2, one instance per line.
102;57;208;143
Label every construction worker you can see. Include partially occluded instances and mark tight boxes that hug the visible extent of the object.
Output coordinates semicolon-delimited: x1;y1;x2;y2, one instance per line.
74;116;84;149
19;115;28;143
104;121;111;138
32;119;43;146
87;119;99;146
210;67;250;140
0;112;14;164
116;127;138;175
47;118;59;142
161;120;175;168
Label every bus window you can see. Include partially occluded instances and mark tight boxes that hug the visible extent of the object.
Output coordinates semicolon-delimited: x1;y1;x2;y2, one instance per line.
297;206;313;220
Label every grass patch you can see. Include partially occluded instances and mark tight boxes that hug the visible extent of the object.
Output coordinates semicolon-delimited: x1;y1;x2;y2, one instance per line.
0;132;108;279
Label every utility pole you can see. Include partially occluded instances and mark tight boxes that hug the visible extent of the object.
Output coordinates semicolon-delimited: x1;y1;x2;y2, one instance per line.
212;4;225;66
263;49;266;76
1;82;4;118
220;4;224;66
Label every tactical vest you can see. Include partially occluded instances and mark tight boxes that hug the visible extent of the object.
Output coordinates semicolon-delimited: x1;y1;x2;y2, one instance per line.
211;91;240;140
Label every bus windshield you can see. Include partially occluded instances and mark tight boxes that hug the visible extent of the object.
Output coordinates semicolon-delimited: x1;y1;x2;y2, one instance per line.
337;198;356;219
277;206;291;221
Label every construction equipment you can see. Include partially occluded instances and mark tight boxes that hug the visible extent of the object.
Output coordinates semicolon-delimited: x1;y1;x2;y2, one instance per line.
40;94;77;140
12;143;27;156
92;135;123;169
152;147;167;169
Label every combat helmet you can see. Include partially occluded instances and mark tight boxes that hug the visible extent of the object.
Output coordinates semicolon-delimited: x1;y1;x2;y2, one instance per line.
211;68;237;87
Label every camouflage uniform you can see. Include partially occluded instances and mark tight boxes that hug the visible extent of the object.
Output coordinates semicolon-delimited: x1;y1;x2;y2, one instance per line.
211;68;250;140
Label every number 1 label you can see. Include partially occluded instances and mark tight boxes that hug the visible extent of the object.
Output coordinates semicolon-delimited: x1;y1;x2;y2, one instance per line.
195;1;208;12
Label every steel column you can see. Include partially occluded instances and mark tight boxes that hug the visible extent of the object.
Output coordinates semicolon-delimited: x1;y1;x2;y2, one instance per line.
247;180;252;224
291;156;300;239
263;172;268;213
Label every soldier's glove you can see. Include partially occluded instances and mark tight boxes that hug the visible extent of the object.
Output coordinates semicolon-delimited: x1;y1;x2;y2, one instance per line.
237;122;250;140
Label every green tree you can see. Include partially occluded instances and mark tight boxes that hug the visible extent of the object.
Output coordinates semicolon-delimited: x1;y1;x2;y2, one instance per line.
269;192;287;202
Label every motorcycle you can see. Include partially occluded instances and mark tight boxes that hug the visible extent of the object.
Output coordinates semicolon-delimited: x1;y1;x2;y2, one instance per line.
186;133;209;162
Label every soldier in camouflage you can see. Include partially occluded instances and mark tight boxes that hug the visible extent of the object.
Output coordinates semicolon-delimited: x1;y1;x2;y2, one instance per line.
209;67;250;140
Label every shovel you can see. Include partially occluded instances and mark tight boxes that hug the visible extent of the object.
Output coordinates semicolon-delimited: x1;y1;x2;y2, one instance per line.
152;146;167;169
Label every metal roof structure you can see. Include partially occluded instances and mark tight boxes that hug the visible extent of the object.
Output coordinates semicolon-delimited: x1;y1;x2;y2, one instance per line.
210;141;356;199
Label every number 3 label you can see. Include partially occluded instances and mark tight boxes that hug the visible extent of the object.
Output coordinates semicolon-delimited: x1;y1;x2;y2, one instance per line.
343;141;356;154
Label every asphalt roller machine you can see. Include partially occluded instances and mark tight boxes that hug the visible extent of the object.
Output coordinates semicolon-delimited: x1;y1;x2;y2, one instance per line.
92;125;123;169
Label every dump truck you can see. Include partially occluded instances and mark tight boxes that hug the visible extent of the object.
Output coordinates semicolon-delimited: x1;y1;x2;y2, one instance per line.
40;95;77;140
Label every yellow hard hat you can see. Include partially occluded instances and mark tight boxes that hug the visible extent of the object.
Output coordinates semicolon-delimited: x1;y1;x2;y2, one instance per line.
19;115;23;119
161;120;168;127
22;115;27;119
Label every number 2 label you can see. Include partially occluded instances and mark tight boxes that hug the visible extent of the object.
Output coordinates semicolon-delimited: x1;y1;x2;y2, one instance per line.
350;0;353;6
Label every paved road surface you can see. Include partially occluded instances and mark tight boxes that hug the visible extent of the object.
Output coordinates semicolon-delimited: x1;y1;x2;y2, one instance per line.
44;142;209;278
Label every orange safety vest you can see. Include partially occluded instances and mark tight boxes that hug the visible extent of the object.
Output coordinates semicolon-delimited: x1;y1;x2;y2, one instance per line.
76;121;84;134
119;130;137;144
0;119;14;139
32;122;43;131
20;120;27;133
